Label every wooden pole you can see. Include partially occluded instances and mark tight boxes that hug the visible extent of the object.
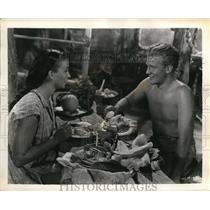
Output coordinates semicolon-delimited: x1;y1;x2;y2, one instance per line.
14;34;87;46
64;29;68;40
81;29;92;78
173;29;193;84
8;29;18;108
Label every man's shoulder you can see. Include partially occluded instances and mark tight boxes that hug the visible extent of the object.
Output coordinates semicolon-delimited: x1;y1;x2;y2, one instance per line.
174;80;192;93
173;80;193;101
137;77;152;91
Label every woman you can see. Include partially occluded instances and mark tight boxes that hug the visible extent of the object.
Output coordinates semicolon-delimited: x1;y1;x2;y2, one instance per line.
8;49;72;184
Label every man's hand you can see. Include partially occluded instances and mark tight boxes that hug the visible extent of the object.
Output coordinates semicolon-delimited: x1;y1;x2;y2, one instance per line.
104;105;116;114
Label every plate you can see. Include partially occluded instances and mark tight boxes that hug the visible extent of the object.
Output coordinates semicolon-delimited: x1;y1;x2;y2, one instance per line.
71;134;91;139
55;106;86;116
96;90;118;99
55;106;93;120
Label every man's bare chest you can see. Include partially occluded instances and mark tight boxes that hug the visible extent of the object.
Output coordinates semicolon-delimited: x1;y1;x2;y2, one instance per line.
146;88;178;121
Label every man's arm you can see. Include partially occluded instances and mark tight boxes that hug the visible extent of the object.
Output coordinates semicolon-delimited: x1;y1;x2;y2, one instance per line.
115;77;151;113
12;116;72;167
171;85;195;182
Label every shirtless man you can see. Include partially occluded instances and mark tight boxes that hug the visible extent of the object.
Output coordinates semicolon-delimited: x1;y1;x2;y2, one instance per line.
112;43;196;183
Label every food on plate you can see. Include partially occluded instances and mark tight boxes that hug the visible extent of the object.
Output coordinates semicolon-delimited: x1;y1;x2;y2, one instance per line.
96;88;118;98
73;127;90;137
71;122;93;137
61;94;79;113
104;88;118;98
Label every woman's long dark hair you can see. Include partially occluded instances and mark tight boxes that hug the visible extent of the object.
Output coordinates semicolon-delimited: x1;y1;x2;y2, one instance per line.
9;49;67;110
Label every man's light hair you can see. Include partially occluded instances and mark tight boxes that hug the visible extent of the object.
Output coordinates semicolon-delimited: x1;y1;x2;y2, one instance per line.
147;43;179;72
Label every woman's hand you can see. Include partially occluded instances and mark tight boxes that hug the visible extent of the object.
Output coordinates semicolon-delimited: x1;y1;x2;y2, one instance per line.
54;122;72;142
11;116;72;167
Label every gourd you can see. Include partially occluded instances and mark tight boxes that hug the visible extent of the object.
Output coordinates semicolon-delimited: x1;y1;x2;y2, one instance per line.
61;94;79;113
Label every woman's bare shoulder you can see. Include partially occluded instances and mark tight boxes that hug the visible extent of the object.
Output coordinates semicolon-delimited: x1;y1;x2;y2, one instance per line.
10;92;42;120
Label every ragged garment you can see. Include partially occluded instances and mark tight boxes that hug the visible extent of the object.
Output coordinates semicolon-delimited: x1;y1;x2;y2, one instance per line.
150;135;196;178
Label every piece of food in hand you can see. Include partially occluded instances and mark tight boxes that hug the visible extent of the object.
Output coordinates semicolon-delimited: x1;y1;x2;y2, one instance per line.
105;111;115;120
104;105;116;116
132;134;148;148
61;94;79;113
114;142;153;158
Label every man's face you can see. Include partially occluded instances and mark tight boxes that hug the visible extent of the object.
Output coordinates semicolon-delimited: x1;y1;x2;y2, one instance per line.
146;55;167;86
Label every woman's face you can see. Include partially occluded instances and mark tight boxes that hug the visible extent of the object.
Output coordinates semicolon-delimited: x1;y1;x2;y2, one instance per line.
53;59;70;89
